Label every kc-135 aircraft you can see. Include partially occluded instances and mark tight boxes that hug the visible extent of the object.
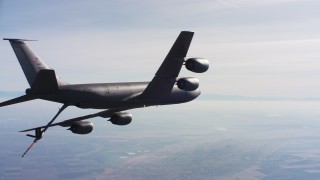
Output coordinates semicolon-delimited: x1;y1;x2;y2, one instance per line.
1;31;209;157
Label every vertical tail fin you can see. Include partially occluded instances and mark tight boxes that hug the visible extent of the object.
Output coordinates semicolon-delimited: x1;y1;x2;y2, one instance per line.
3;38;66;87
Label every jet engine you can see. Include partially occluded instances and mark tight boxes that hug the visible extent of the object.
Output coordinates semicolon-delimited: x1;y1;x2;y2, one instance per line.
68;121;93;134
185;58;209;73
109;112;132;125
177;77;199;91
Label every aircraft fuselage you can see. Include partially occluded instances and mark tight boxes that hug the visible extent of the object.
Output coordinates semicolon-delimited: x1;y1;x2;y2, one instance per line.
1;31;209;157
38;82;200;109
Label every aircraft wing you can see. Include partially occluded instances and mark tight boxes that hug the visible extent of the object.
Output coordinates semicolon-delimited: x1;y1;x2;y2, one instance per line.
20;108;127;132
140;31;194;99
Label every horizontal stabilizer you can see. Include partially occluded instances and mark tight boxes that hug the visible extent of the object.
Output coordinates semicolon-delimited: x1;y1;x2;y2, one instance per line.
29;69;59;94
0;95;36;107
3;38;37;41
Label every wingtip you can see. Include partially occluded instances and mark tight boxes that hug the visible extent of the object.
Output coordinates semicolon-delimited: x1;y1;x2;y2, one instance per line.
181;31;194;34
19;129;33;132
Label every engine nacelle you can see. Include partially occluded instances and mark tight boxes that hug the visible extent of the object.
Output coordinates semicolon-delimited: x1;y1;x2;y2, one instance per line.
109;112;132;126
185;58;209;73
68;121;93;134
177;77;199;91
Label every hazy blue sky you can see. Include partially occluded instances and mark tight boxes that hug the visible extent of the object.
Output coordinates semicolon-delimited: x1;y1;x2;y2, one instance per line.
1;2;320;179
1;0;320;97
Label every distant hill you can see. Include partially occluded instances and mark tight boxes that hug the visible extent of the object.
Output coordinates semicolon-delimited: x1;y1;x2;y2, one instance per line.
199;94;320;101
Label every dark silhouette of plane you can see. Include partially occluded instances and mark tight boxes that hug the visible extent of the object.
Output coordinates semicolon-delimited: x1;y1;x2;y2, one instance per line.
1;31;209;157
